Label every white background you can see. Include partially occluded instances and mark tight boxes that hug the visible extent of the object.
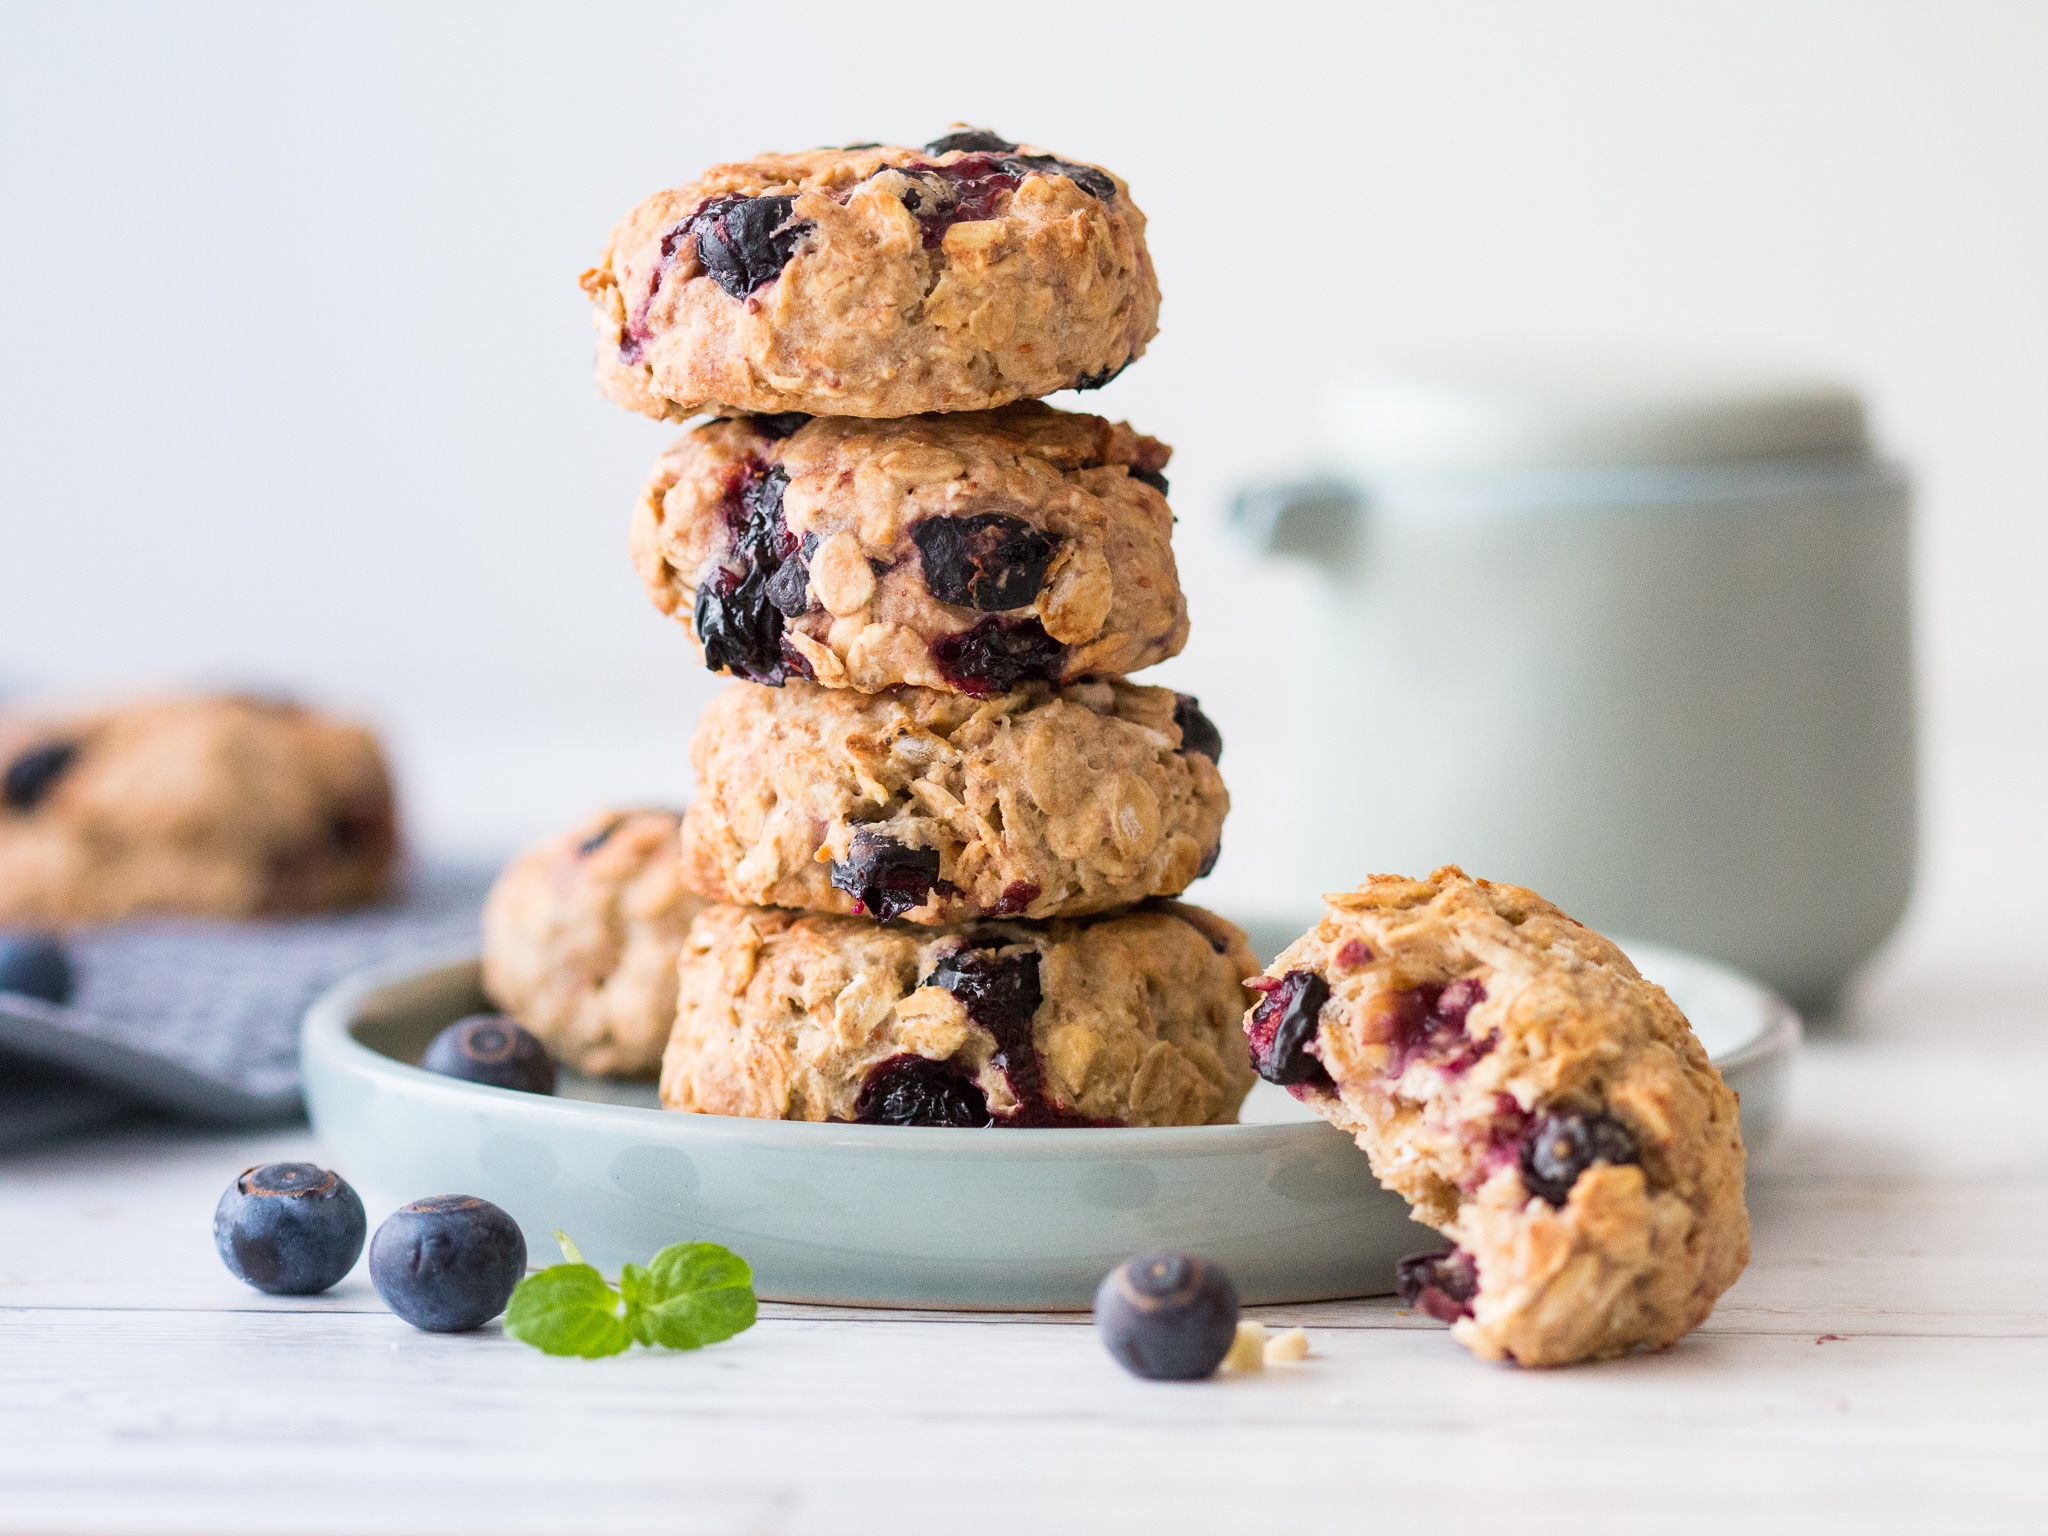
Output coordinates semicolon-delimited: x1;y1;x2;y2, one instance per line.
1;1;2041;920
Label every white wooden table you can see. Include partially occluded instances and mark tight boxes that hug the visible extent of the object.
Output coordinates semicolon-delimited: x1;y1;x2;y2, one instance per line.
4;740;2045;1535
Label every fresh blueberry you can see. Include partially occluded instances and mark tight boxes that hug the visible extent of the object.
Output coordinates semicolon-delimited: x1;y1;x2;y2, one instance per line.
213;1163;368;1296
419;1015;556;1095
1246;970;1332;1088
925;128;1018;155
3;740;78;811
368;1194;527;1332
1129;465;1169;496
1519;1110;1640;1205
688;194;812;299
1171;694;1223;763
695;463;809;684
0;932;73;1004
930;615;1065;695
911;513;1058;611
1395;1246;1479;1323
1094;1251;1241;1380
854;1054;991;1127
828;831;941;920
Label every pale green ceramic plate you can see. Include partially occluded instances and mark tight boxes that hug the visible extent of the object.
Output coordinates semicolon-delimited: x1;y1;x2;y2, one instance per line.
300;941;1796;1309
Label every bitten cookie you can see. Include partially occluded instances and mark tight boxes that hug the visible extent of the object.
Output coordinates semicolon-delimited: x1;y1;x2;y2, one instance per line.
0;694;398;924
584;128;1159;421
678;678;1227;925
631;403;1188;694
662;901;1257;1127
480;808;709;1079
1246;866;1747;1366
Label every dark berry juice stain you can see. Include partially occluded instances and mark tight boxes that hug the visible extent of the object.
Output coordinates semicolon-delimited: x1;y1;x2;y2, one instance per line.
1246;971;1333;1091
854;1055;991;1127
829;831;941;920
1130;466;1169;495
3;741;78;811
927;943;1106;1126
1395;1247;1478;1323
930;615;1065;695
903;145;1115;250
693;462;812;685
911;513;1058;611
990;880;1041;916
1518;1110;1640;1205
1378;978;1493;1077
750;412;812;439
1171;694;1222;763
688;194;813;300
1071;360;1128;391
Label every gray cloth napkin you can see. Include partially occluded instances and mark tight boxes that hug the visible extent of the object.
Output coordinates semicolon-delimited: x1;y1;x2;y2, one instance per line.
0;864;490;1147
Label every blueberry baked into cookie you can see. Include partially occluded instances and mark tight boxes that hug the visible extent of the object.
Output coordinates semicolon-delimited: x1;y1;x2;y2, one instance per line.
1246;866;1748;1366
584;129;1159;421
480;808;709;1079
631;402;1187;693
661;900;1257;1127
678;678;1226;925
0;694;398;924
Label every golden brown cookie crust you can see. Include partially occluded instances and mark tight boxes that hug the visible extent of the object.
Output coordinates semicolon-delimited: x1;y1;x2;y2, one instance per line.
584;135;1160;420
0;694;398;924
630;403;1187;694
661;901;1257;1127
678;678;1227;925
1250;866;1748;1366
480;808;709;1079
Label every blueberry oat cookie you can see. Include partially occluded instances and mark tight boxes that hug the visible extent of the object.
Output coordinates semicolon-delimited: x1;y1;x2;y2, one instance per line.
678;679;1226;924
1247;866;1747;1366
584;129;1159;422
480;808;709;1079
661;901;1257;1127
0;694;397;924
630;402;1186;693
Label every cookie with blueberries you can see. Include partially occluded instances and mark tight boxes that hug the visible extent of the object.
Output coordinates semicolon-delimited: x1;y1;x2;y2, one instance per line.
0;694;397;924
677;678;1227;926
583;128;1159;422
662;900;1257;1128
481;807;709;1080
1246;866;1749;1366
630;402;1187;694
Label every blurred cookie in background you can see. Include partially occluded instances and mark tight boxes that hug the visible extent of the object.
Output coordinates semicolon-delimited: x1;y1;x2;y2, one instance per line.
0;693;399;925
481;808;707;1080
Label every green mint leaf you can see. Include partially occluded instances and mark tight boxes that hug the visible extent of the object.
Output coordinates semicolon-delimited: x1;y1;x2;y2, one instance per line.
503;1263;632;1358
554;1230;587;1266
629;1242;758;1351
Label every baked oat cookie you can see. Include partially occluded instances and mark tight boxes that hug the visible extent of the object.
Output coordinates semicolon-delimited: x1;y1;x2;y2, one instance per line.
661;900;1257;1127
678;678;1227;925
584;128;1159;421
1247;866;1747;1366
0;694;398;924
630;402;1187;693
480;808;709;1079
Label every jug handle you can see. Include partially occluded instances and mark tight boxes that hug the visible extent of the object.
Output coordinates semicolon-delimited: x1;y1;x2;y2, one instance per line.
1228;477;1366;561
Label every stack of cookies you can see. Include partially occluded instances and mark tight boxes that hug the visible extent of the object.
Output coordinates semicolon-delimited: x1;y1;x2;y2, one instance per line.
485;129;1257;1128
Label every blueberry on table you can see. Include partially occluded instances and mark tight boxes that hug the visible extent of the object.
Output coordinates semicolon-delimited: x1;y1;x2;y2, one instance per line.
213;1163;368;1295
1094;1251;1240;1381
0;932;74;1004
369;1195;527;1332
419;1014;556;1095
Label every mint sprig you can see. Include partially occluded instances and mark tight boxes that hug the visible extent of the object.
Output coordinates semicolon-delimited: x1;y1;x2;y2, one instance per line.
504;1232;758;1358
